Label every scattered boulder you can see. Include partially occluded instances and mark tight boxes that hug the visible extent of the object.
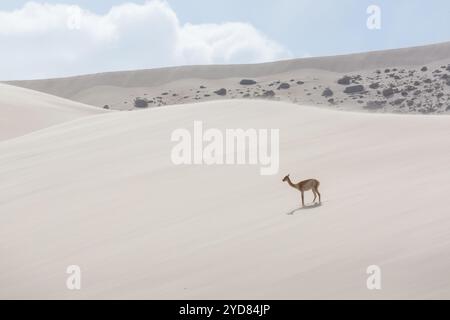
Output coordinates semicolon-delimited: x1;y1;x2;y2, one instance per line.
322;88;334;97
103;105;110;109
421;66;428;72
393;98;405;106
344;85;365;94
297;81;305;85
365;100;386;110
382;88;395;98
278;83;291;90
263;90;276;98
240;79;257;85
214;88;227;96
134;98;149;108
369;82;380;89
337;76;352;85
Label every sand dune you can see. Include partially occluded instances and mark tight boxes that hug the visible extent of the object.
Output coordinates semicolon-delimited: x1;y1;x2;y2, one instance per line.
1;100;450;299
0;83;105;141
6;41;450;114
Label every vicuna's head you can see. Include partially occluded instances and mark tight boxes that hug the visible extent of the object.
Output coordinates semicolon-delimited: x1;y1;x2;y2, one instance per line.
282;174;290;182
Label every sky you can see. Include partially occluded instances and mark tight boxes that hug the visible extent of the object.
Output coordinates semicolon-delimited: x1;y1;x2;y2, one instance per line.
1;0;450;80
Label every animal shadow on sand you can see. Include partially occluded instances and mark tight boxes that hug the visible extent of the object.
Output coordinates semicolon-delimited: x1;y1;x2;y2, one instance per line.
286;202;322;215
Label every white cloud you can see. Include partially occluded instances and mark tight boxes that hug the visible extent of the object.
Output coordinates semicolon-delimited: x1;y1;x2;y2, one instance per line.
0;1;291;80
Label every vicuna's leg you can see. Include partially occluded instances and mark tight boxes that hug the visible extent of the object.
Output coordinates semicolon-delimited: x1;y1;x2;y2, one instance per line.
312;189;317;203
301;191;305;207
315;187;321;203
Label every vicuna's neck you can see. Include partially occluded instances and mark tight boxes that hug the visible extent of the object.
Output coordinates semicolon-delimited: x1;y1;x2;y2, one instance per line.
286;177;296;189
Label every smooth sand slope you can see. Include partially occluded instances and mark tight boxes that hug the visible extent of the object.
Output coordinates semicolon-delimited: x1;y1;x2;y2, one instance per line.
6;41;450;114
1;100;450;299
0;83;105;141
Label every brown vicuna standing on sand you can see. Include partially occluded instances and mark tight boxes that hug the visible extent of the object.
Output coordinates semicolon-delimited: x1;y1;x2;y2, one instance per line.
282;174;321;207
